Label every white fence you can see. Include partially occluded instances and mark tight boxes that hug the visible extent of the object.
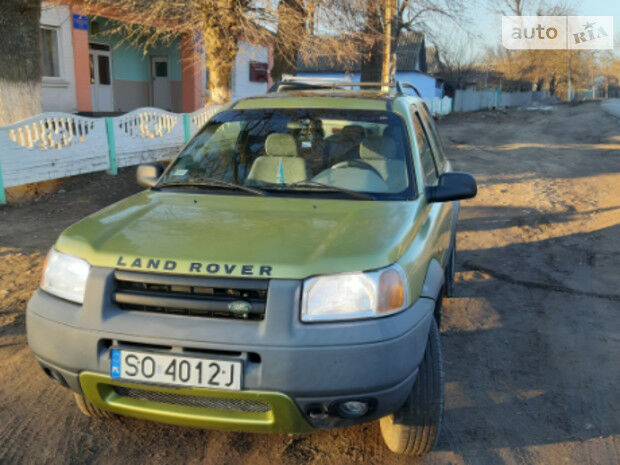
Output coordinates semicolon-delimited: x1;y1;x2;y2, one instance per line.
0;105;222;203
424;97;453;116
452;89;547;113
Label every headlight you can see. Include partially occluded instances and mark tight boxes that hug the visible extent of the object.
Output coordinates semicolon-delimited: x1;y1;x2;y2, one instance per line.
301;264;408;322
41;249;90;304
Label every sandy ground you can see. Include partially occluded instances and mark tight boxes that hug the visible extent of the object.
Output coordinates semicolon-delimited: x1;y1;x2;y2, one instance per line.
0;101;618;465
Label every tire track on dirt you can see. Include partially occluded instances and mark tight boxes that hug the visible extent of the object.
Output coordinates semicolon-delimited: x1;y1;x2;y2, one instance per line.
461;261;620;301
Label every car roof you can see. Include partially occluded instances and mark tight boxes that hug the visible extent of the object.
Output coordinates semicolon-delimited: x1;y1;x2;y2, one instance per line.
233;89;422;112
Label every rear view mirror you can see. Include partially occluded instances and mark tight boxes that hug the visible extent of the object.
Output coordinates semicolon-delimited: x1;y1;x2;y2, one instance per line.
136;164;164;188
426;172;477;203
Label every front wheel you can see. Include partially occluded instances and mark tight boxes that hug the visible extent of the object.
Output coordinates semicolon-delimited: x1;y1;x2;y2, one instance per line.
443;243;455;298
379;318;444;456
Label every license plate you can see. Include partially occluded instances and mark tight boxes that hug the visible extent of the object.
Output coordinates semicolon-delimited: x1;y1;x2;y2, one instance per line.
110;349;242;390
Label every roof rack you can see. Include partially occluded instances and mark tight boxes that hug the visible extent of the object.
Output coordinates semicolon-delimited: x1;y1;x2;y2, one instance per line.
268;79;422;98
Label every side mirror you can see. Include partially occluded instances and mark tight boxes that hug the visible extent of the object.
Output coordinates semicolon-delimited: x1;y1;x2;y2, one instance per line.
426;172;477;203
136;164;164;188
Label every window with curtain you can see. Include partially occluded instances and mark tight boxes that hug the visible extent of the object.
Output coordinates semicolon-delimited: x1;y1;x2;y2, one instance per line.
40;27;60;77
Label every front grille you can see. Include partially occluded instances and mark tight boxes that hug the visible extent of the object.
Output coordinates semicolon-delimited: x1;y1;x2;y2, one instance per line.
113;271;268;320
113;386;271;413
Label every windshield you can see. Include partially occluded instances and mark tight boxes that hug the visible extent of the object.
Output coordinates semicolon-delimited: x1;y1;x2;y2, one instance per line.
161;108;415;200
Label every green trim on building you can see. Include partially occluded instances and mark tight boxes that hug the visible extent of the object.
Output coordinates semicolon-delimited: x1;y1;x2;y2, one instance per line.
79;372;314;433
88;18;182;83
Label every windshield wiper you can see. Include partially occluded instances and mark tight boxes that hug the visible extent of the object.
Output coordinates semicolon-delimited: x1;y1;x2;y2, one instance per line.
271;180;374;200
158;179;267;196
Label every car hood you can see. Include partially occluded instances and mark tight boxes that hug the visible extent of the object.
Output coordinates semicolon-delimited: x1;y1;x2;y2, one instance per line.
55;190;420;279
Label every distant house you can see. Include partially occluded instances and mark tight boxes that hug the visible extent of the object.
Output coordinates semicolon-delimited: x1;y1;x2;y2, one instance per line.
40;2;273;115
296;32;445;99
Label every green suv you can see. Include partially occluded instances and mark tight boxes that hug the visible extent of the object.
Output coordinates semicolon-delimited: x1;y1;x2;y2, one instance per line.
27;84;476;456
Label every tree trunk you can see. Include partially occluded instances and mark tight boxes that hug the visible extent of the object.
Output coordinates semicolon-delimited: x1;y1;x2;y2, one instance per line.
271;0;306;82
200;0;246;104
549;75;556;96
0;0;42;126
381;0;393;85
203;27;238;104
360;0;398;84
360;1;382;82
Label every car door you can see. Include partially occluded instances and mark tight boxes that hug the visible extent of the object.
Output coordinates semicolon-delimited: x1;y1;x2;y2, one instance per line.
410;104;453;271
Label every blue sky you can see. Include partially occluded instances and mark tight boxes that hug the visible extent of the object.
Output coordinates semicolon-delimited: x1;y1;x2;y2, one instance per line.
439;0;619;56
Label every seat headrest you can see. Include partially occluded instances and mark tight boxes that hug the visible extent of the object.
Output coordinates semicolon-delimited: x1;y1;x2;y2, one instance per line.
360;136;400;160
340;125;365;142
265;133;298;157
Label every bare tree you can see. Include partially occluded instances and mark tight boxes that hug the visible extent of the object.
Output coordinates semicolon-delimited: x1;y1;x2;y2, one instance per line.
76;0;283;103
433;29;481;89
490;0;530;16
75;0;376;103
271;0;307;81
0;0;42;126
358;0;465;82
483;0;598;99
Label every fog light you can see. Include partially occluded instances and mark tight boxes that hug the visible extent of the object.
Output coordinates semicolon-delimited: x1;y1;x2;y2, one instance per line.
336;400;369;418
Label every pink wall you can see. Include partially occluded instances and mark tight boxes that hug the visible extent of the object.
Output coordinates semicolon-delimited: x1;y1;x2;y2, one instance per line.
71;7;92;112
181;33;203;112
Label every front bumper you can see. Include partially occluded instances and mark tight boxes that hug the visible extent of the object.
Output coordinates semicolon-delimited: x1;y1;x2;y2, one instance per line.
27;269;434;432
79;372;314;433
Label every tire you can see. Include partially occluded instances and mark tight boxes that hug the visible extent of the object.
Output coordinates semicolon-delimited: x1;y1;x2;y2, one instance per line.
73;393;115;419
433;291;443;329
443;241;455;298
380;319;444;456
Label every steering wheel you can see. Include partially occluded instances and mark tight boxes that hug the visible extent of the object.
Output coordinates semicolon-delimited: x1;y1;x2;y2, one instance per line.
331;159;383;179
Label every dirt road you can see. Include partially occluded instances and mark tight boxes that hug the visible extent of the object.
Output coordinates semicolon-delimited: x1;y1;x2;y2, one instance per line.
1;102;618;465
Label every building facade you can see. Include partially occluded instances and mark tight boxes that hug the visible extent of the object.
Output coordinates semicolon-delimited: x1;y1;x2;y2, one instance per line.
40;3;272;114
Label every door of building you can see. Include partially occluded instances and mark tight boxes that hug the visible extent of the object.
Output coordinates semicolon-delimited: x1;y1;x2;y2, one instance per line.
89;43;114;112
151;56;171;110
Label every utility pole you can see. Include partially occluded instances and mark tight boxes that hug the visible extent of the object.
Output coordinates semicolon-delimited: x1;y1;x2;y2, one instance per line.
381;0;394;90
567;49;572;102
307;0;316;35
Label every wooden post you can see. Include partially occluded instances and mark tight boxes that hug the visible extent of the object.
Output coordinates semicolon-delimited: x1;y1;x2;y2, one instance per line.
105;117;117;175
381;0;393;91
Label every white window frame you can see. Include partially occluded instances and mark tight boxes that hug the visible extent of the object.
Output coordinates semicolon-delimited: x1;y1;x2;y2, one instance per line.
40;24;68;87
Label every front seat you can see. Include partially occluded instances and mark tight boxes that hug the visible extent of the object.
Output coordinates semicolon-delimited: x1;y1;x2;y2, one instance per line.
359;136;409;191
246;133;309;184
324;125;365;164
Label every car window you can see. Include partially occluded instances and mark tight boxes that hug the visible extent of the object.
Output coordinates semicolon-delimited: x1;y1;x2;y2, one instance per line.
163;108;415;200
418;105;448;173
411;112;438;186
